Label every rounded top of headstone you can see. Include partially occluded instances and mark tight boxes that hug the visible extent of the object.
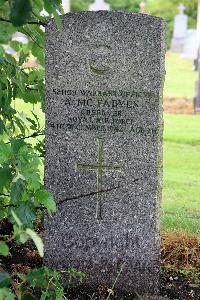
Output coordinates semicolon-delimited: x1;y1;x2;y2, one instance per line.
45;10;165;30
140;2;145;13
178;3;185;14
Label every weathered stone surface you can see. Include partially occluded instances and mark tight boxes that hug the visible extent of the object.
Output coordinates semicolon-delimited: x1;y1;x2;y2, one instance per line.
44;11;165;295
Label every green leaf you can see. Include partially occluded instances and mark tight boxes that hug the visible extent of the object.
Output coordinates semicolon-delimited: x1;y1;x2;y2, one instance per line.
22;42;32;54
44;0;54;14
31;111;40;128
12;173;25;183
43;0;62;29
0;273;11;288
15;202;36;228
10;41;20;52
0;242;9;256
52;9;62;30
26;117;37;130
11;139;26;155
0;142;12;165
34;0;44;11
10;0;32;26
0;119;5;134
35;190;56;214
19;51;27;66
5;54;16;66
16;72;26;93
16;146;41;190
27;267;48;288
26;229;44;257
0;45;4;58
10;178;25;204
0;165;12;192
13;224;23;237
13;117;26;136
0;287;15;300
11;209;22;226
31;44;44;67
19;232;29;243
25;90;40;104
0;201;8;221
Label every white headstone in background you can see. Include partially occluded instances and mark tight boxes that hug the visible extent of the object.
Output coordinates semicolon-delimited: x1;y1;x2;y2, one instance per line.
62;0;70;13
140;2;145;13
89;0;110;11
12;32;28;44
171;4;188;52
182;29;198;59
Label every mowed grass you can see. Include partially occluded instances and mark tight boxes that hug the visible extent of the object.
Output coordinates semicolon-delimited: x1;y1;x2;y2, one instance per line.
164;52;198;99
162;114;200;233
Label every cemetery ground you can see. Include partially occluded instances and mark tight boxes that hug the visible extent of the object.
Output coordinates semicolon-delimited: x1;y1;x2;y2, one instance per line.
1;53;200;299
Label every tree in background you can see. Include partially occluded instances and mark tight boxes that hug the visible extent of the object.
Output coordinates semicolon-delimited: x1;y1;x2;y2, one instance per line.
146;0;198;48
71;0;197;49
107;0;141;12
71;0;93;11
71;0;141;12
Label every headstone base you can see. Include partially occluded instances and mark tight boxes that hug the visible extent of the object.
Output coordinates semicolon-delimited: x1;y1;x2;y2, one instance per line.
170;37;185;52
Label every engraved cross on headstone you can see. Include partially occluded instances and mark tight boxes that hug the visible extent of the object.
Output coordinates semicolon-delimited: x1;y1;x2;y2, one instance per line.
77;139;122;220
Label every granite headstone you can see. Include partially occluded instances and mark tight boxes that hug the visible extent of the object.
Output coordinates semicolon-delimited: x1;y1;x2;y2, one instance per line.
45;11;165;295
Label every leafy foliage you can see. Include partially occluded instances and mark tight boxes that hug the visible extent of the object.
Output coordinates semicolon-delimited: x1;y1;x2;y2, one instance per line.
0;0;65;257
0;267;85;299
71;0;93;11
0;1;71;298
107;0;141;12
0;273;11;288
0;241;9;256
10;0;32;26
71;0;141;12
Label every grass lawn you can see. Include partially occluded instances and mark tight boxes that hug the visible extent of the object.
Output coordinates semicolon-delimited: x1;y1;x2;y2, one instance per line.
162;114;200;233
164;52;198;99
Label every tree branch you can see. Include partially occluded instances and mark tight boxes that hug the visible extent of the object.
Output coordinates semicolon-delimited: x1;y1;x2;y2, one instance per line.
21;28;43;49
3;203;44;210
5;131;44;144
0;17;46;26
4;59;29;77
21;132;44;140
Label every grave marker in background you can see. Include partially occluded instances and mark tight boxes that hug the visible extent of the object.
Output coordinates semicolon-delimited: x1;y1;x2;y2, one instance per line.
89;0;110;11
140;2;145;13
182;29;198;59
45;11;165;295
171;4;188;52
